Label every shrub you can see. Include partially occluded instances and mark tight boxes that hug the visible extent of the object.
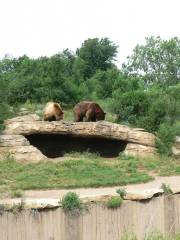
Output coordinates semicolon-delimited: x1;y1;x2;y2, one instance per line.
11;199;25;214
60;192;82;212
111;85;180;133
111;89;149;124
156;122;180;156
0;104;14;131
161;183;173;195
107;196;122;209
116;188;127;198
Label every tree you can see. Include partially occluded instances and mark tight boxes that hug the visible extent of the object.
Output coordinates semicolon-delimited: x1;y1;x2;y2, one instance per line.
0;78;12;130
123;36;180;87
75;38;118;79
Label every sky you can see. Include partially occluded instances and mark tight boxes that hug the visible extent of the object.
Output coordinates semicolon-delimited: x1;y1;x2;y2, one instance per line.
0;0;180;66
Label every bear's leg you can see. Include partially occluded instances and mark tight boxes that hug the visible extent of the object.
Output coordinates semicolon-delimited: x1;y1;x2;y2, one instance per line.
74;113;83;122
85;109;95;122
55;113;63;121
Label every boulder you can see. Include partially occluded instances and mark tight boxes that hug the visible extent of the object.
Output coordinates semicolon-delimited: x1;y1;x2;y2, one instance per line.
0;135;29;147
0;146;47;162
0;133;46;162
5;114;40;124
124;143;157;157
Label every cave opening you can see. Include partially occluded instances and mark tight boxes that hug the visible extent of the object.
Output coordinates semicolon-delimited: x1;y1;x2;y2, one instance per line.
25;134;128;158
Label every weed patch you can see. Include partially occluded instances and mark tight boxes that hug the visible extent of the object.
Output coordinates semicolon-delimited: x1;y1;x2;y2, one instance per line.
116;188;127;198
107;196;122;209
161;183;173;195
60;192;88;215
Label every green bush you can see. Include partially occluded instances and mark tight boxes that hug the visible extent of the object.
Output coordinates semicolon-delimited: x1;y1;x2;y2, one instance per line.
161;183;173;195
60;192;82;212
107;196;122;209
116;188;127;198
156;122;180;156
111;89;149;124
111;84;180;134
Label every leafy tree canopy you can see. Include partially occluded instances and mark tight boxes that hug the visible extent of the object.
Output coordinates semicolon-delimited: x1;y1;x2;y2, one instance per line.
75;38;118;78
123;36;180;87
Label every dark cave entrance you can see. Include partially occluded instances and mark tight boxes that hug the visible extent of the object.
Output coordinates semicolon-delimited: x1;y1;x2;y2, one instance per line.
25;134;128;158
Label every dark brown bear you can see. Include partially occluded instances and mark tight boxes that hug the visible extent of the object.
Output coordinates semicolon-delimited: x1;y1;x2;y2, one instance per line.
43;102;64;121
73;101;106;122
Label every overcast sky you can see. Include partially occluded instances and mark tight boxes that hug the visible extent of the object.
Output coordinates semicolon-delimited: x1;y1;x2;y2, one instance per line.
0;0;180;65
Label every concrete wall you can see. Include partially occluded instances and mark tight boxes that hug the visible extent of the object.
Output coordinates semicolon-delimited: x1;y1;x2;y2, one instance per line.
1;195;180;240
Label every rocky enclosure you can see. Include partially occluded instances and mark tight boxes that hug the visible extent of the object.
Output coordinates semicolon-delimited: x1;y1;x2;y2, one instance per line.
0;114;157;162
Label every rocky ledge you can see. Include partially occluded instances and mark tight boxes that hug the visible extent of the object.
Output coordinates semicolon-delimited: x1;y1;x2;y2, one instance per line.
0;114;157;162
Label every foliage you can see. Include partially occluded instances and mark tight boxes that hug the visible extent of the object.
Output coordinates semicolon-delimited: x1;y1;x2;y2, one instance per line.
0;155;153;192
160;183;173;195
0;77;14;130
106;196;122;208
156;122;180;156
10;199;25;214
116;188;127;198
1;153;180;194
112;89;149;125
60;192;82;212
122;232;180;240
112;84;180;132
76;38;118;79
88;67;120;99
146;232;180;240
123;36;180;87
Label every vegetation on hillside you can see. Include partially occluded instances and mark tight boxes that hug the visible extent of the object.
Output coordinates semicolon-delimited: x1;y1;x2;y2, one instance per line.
0;36;180;155
1;153;180;197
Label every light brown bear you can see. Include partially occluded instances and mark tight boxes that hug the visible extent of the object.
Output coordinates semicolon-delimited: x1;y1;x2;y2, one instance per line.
73;101;106;122
43;102;64;121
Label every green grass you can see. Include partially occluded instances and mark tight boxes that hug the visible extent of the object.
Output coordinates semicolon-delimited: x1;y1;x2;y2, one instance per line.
137;155;180;176
122;232;180;240
0;155;153;194
0;153;180;196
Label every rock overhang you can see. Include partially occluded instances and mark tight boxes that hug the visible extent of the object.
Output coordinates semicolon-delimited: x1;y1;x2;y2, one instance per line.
0;114;157;162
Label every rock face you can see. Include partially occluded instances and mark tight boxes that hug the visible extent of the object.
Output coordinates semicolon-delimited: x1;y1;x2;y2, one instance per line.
172;136;180;159
0;114;157;162
124;143;156;157
0;134;46;162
